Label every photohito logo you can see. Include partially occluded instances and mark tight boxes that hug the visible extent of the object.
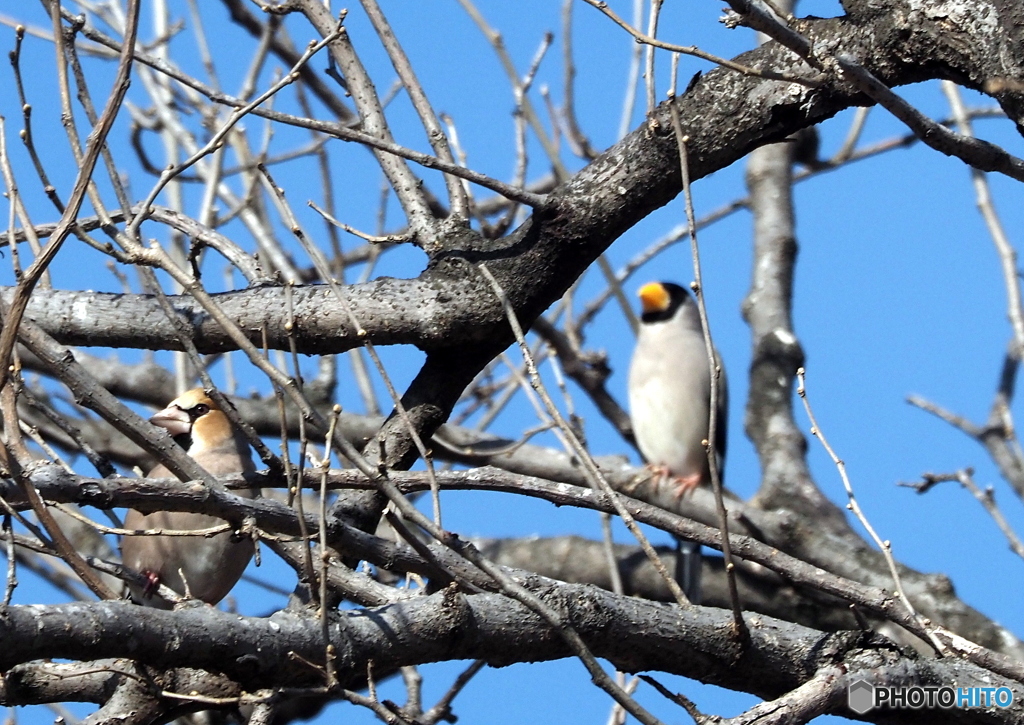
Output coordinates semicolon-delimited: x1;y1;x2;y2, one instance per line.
848;678;1014;714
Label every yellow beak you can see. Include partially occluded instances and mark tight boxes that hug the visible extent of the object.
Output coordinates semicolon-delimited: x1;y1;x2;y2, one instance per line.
638;282;670;314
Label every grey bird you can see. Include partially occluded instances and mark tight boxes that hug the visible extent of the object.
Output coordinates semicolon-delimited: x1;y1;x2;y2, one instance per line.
121;389;255;607
628;281;728;603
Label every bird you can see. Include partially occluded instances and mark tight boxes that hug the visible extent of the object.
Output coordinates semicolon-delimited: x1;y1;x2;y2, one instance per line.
788;126;826;171
629;281;727;494
121;389;255;608
628;281;728;604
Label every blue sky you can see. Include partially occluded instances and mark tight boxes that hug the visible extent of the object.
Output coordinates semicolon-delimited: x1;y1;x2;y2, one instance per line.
2;1;1023;723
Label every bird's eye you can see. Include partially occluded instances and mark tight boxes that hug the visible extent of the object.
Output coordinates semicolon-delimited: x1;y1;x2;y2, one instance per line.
192;403;210;416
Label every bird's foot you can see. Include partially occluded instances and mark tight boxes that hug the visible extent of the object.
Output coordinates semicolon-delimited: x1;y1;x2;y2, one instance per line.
669;472;702;500
645;463;673;486
644;464;701;498
141;570;161;598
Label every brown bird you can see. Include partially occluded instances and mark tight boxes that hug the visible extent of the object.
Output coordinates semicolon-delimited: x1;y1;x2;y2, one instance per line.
121;389;255;607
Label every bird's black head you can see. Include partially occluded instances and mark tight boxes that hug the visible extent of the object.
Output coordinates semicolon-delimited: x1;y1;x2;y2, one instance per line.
638;281;691;324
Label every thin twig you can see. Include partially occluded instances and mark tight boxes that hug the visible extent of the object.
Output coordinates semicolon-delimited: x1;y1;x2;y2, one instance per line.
478;264;693;609
297;0;438;247
124;26;342;244
644;0;663;113
560;0;596;160
308;200;413;245
724;0;1024;182
834;56;1024;183
582;0;820;87
0;0;142;393
832;107;870;162
638;675;707;722
617;0;644;139
667;65;745;640
456;0;566;180
260;163;445;525
904;470;1024;561
941;81;1024;355
420;660;486;725
0;373;117;602
906;394;982;437
320;406;341;689
3;513;16;605
20;387;116;477
797;368;944;653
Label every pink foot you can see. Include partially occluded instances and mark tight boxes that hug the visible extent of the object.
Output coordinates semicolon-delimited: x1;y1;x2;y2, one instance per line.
644;464;702;499
646;463;672;485
141;570;161;598
669;472;702;500
642;465;703;498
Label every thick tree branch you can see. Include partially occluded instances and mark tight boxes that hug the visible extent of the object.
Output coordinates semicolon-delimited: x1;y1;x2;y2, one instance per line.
5;1;1024;720
4;462;1021;667
7;7;997;361
0;591;1021;724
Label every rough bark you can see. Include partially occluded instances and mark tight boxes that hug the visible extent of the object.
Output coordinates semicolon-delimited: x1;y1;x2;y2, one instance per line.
4;0;1024;722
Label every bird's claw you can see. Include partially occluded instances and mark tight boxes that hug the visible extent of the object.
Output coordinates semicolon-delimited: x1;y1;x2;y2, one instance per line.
669;472;702;500
141;570;161;598
645;463;672;485
645;464;701;500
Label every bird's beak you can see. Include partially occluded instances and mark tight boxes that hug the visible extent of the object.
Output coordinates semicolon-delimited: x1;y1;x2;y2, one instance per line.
150;406;192;437
638;282;670;314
